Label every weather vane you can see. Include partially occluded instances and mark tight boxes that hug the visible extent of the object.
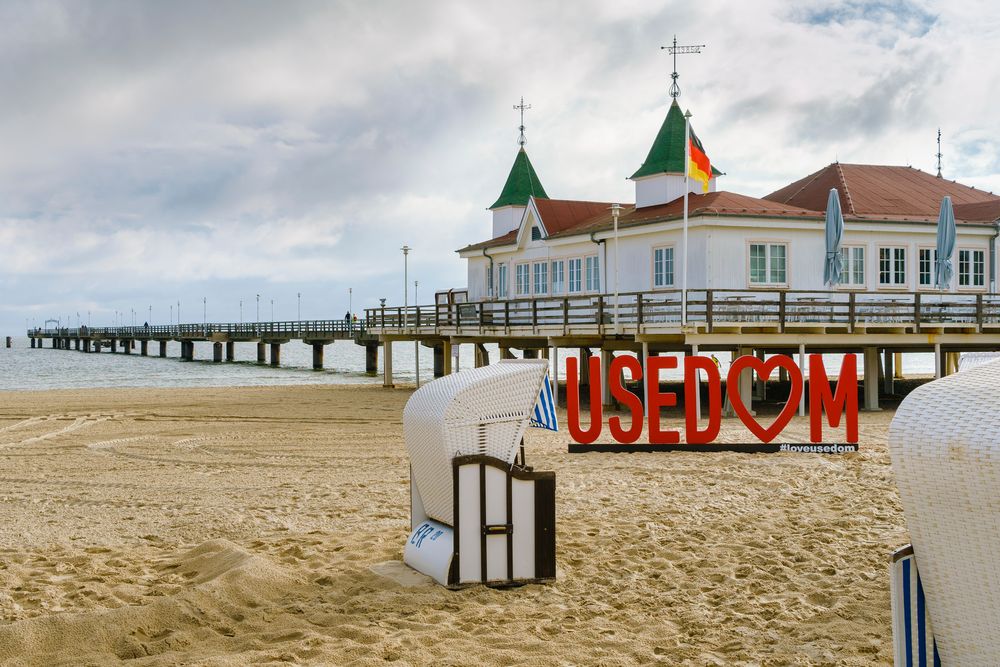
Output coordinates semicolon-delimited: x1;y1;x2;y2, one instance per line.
661;36;705;99
514;96;531;147
936;128;943;178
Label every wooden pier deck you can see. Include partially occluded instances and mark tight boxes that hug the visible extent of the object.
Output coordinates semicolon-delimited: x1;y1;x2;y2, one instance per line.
364;288;1000;411
27;320;378;371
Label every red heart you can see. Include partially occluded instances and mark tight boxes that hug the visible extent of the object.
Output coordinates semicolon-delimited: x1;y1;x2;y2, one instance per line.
726;355;803;443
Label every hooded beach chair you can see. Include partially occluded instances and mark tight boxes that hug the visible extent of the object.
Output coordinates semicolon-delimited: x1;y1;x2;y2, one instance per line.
888;359;1000;664
403;359;558;587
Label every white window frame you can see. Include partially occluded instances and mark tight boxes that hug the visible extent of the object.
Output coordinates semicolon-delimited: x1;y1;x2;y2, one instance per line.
568;257;583;293
877;246;908;289
652;244;675;289
747;241;789;288
550;259;565;295
515;262;530;296
958;247;986;291
585;255;600;292
532;261;549;295
838;245;866;289
917;246;937;290
496;262;508;299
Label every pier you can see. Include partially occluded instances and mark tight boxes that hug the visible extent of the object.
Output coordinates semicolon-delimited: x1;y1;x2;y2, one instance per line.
27;320;382;372
365;288;1000;412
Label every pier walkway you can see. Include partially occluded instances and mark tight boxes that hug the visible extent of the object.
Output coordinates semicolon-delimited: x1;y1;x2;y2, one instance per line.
364;287;1000;412
27;320;379;371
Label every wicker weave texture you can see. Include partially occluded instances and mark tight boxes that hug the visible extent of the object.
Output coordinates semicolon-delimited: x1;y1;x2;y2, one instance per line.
889;360;1000;665
403;359;547;526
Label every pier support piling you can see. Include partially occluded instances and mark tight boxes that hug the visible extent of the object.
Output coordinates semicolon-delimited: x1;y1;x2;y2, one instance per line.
226;341;235;362
269;343;281;367
600;349;613;407
159;341;167;357
312;343;324;370
83;339;91;353
213;342;223;363
123;340;131;355
74;339;80;351
798;344;806;417
883;349;894;395
754;349;766;400
110;340;118;353
30;338;35;349
500;347;515;360
365;342;378;375
863;346;880;411
383;341;394;388
934;342;942;379
257;343;266;364
140;341;148;356
894;352;904;379
433;343;445;377
180;341;194;361
475;343;489;368
523;348;538;359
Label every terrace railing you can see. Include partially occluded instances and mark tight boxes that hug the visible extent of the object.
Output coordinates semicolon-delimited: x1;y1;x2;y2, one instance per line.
365;289;1000;333
28;319;364;340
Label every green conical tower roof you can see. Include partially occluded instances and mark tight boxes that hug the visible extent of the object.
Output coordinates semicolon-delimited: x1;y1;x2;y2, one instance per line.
630;100;722;180
631;99;687;179
490;148;549;209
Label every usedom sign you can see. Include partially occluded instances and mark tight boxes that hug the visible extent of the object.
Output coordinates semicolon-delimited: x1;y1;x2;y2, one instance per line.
566;354;859;453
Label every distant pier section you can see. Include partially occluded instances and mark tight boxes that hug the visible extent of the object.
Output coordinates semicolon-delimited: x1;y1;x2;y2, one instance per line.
27;320;382;372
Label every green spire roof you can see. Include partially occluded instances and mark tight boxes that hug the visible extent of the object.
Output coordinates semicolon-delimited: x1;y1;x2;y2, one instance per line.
630;99;722;180
490;148;549;209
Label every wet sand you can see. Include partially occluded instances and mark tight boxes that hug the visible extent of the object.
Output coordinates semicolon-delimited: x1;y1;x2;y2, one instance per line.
0;385;904;665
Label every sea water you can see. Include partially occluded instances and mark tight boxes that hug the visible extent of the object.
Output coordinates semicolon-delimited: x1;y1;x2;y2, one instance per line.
0;337;939;392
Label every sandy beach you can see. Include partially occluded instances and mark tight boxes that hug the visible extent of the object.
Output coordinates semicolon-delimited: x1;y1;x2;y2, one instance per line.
0;384;905;666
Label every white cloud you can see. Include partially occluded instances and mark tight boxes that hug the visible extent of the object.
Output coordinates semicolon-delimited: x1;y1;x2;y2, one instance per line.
1;0;999;332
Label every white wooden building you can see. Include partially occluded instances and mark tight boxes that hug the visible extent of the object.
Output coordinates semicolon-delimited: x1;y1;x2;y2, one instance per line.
459;100;1000;301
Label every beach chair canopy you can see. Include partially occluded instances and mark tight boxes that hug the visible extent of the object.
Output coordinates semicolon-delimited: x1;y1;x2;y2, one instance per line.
889;358;1000;662
404;359;549;526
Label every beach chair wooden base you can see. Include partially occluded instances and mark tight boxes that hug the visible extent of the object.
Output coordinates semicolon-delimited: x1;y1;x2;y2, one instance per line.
405;455;555;589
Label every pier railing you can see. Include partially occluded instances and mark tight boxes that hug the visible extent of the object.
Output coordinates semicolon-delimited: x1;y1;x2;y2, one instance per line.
365;289;1000;332
28;319;364;340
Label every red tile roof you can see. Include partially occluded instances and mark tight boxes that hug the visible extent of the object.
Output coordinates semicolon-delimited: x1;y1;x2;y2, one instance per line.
765;163;1000;218
458;165;1000;253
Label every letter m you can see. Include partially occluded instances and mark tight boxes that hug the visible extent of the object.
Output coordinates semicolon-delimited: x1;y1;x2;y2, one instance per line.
808;354;859;444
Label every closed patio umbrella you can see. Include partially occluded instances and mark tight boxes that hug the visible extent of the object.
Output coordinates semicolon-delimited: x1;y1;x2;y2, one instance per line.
935;196;956;289
824;188;844;286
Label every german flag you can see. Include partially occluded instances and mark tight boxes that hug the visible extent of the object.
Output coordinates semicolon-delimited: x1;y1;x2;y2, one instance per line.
688;131;712;192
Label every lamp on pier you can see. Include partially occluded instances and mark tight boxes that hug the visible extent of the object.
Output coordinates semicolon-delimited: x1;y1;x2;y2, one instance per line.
401;245;412;329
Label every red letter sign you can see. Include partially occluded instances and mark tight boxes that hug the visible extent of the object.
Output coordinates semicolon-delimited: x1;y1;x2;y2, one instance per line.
809;354;858;443
609;355;644;443
567;355;603;444
646;356;680;444
684;355;722;444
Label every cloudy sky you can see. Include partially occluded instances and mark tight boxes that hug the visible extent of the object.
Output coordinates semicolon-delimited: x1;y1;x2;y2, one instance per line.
2;0;999;332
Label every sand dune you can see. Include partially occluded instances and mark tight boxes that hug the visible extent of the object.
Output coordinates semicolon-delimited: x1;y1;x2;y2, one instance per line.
0;385;904;665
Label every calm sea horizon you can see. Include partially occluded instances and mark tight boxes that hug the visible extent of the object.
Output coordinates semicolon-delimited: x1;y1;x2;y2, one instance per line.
0;336;945;392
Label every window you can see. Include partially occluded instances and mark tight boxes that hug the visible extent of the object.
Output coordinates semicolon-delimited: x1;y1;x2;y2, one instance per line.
959;249;985;288
918;248;936;287
551;260;565;294
568;258;582;293
531;226;542;241
653;246;674;288
839;246;865;286
585;255;600;291
533;261;548;295
515;263;530;296
878;247;906;287
748;243;788;286
497;263;508;298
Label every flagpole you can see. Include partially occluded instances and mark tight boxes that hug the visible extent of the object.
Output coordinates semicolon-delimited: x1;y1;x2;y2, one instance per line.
682;110;691;326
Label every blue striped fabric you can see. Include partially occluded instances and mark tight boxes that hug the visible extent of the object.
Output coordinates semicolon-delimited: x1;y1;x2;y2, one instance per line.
529;373;558;431
893;548;941;667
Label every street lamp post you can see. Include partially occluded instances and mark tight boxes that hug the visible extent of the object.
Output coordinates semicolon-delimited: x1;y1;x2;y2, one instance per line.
270;299;274;322
348;287;353;335
239;300;243;325
203;297;207;335
414;279;420;388
401;245;411;329
611;203;621;331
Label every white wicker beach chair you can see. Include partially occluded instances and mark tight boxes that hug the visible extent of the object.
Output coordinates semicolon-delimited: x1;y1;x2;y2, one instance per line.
888;359;1000;664
402;359;557;587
